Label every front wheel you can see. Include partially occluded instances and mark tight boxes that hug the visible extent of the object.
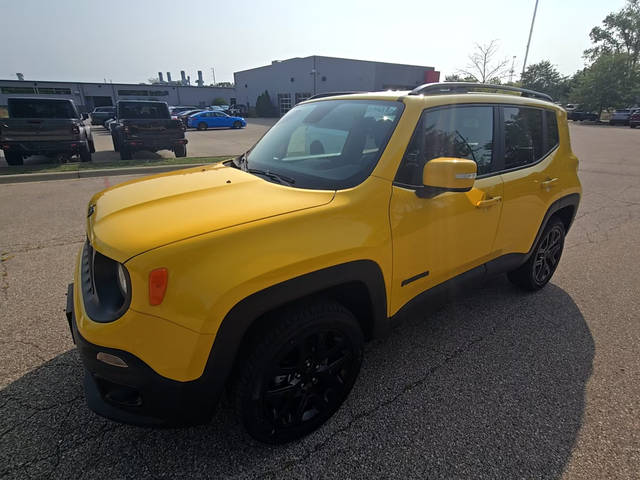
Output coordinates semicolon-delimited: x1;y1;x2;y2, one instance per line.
234;300;364;444
233;121;241;129
4;151;24;166
119;147;132;160
507;218;566;291
174;144;187;158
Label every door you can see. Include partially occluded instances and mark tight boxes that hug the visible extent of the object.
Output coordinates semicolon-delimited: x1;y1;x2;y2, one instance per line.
493;107;561;255
390;104;503;314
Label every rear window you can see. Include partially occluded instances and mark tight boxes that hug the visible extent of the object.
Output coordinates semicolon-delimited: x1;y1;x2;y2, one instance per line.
8;99;77;119
546;110;559;151
503;107;544;169
95;107;114;112
117;102;170;119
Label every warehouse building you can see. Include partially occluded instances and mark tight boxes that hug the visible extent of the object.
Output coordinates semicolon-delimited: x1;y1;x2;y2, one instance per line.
234;55;440;115
0;79;235;113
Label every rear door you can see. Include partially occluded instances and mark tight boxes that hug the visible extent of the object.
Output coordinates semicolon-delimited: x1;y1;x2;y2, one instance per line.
492;106;561;255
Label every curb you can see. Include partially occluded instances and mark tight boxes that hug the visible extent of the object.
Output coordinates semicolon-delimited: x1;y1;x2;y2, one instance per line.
0;163;209;185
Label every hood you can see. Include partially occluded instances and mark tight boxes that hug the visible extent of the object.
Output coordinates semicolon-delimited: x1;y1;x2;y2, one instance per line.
87;163;335;261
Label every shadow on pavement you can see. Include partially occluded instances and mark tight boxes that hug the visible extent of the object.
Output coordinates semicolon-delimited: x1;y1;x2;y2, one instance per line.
0;277;593;479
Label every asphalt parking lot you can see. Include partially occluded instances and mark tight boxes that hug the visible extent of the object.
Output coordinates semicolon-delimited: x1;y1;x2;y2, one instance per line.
0;124;639;479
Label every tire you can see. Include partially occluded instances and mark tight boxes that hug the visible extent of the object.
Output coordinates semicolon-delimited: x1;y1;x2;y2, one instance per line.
631;124;637;129
119;147;132;160
234;300;364;444
233;121;241;129
4;151;24;166
88;138;96;154
507;218;566;291
197;122;208;131
79;144;92;162
174;143;187;158
112;134;120;152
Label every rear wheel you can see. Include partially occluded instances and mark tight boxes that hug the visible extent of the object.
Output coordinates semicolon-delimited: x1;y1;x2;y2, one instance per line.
508;218;565;291
197;122;208;131
111;134;120;152
174;144;187;158
234;300;364;444
79;144;92;162
4;151;24;166
119;147;132;160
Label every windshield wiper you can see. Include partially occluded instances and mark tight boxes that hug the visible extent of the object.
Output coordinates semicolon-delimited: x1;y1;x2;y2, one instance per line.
247;168;296;186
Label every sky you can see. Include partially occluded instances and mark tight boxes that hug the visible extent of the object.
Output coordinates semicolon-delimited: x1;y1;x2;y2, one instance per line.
0;0;628;84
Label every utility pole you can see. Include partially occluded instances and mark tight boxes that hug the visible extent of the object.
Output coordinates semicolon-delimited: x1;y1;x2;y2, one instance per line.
509;56;517;83
522;0;539;78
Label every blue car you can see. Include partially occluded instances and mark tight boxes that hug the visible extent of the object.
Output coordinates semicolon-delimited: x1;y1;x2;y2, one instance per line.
188;110;247;130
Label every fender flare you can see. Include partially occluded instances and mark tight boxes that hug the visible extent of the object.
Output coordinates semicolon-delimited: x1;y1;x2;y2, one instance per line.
198;259;387;396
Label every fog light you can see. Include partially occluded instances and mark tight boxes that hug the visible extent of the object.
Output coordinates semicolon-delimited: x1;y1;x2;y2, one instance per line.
97;352;128;368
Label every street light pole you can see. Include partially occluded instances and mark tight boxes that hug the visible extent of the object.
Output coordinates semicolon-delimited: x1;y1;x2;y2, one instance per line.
522;0;539;78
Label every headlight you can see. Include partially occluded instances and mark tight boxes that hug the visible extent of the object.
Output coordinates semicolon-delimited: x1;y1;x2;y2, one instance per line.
117;263;128;296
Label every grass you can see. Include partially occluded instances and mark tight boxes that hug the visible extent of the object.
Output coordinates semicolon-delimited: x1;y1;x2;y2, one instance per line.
0;156;231;175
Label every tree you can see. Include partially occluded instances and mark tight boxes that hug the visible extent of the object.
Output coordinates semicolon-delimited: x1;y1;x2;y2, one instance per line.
585;0;640;69
457;40;511;83
255;90;277;117
212;97;227;106
570;53;631;114
444;74;477;82
213;82;234;88
520;61;570;101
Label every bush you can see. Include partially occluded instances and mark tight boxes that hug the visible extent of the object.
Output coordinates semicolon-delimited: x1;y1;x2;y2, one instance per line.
255;91;278;117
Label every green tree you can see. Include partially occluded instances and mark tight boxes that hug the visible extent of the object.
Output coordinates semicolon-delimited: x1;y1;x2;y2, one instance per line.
520;61;570;101
255;90;277;117
211;97;227;106
570;53;631;114
585;0;640;69
444;74;477;82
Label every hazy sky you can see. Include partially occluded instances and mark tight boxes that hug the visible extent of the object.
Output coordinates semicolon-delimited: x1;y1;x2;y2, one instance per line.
0;0;627;84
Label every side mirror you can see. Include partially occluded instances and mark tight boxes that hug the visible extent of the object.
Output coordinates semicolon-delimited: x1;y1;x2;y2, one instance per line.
422;157;477;193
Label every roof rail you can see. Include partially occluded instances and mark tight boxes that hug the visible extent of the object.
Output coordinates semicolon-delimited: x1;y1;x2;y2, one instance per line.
307;91;363;100
408;82;553;102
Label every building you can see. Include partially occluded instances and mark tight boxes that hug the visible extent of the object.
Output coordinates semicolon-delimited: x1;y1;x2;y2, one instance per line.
234;55;440;116
0;55;439;116
0;79;236;112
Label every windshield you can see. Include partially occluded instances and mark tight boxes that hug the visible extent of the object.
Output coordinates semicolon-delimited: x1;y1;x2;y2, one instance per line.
244;99;403;190
9;99;77;119
118;102;170;119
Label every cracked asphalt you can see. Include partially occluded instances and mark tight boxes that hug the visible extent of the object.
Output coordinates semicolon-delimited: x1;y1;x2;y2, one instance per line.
1;124;639;479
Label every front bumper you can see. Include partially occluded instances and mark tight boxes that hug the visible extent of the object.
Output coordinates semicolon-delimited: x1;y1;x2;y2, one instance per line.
66;283;216;427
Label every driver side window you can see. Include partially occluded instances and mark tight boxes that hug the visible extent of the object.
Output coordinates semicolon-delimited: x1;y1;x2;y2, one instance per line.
395;105;495;186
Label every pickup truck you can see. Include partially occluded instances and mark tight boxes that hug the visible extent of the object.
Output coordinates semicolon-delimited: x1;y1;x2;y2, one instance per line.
89;106;115;126
111;101;188;160
0;98;94;165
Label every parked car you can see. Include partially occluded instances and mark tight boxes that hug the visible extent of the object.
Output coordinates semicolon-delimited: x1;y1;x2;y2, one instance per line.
177;109;204;128
567;110;599;122
609;109;632;125
0;97;93;165
89;106;115;125
169;106;198;116
188;110;246;130
66;83;581;444
110;100;188;160
630;109;640;128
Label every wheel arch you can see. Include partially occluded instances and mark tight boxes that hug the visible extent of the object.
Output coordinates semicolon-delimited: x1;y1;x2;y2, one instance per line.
527;193;580;260
198;260;388;397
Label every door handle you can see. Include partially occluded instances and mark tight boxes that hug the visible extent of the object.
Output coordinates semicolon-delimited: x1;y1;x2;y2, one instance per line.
541;177;559;189
475;196;502;208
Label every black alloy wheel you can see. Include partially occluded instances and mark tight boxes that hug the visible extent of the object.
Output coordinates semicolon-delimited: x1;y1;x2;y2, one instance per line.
532;223;564;285
508;218;566;290
235;301;363;444
233;121;241;129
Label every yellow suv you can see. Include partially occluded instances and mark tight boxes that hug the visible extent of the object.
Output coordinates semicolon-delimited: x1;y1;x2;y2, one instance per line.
66;83;581;443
